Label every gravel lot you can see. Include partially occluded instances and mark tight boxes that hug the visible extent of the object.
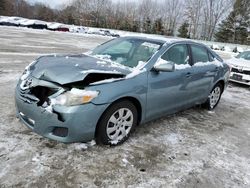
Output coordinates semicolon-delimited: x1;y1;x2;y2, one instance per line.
0;26;249;188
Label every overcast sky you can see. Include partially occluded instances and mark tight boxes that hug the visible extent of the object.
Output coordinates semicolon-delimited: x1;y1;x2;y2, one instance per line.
26;0;72;8
25;0;137;8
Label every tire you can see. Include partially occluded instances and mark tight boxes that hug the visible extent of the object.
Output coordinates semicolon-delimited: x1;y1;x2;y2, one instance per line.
203;83;223;110
96;100;138;146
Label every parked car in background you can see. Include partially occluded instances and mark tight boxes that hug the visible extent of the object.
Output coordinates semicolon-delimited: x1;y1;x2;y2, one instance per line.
69;26;86;33
227;51;250;86
0;16;26;27
220;46;232;52
232;46;244;53
100;29;120;37
20;19;48;30
210;44;220;50
15;36;230;146
87;28;120;37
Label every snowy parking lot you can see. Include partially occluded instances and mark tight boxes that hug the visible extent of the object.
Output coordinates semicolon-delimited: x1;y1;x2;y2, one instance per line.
0;26;250;188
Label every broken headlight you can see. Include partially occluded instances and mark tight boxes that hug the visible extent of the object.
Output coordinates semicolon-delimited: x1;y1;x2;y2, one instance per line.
52;88;99;106
20;61;36;81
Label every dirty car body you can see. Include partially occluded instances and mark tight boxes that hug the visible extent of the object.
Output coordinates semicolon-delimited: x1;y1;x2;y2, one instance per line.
15;36;230;144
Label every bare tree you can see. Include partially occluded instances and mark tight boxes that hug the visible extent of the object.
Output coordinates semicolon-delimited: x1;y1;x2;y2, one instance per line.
115;1;139;31
138;0;159;32
1;0;237;42
161;0;183;36
202;0;234;40
72;0;111;27
185;0;203;39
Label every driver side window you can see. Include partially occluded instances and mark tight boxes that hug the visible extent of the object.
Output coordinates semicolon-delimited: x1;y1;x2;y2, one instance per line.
161;44;189;65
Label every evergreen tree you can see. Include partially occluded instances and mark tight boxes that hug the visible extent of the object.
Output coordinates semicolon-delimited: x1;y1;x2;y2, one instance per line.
131;21;139;32
215;0;249;44
177;22;189;38
152;18;164;35
143;17;152;34
0;0;6;15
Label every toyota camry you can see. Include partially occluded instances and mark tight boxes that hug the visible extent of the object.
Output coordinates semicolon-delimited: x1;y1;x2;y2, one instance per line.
15;36;230;145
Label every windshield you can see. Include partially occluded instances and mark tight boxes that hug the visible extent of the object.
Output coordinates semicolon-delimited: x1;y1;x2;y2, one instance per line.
91;38;162;68
236;51;250;60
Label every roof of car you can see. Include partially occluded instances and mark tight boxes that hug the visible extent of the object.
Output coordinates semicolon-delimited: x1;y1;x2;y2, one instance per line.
122;34;192;44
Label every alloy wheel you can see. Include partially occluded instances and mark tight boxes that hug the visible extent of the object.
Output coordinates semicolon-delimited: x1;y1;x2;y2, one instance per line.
106;108;133;142
209;86;221;109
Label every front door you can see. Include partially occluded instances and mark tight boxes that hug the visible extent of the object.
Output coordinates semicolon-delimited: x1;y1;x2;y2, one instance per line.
146;44;192;120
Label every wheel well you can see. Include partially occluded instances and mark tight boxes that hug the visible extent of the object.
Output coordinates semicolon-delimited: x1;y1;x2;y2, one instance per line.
94;97;142;138
98;97;142;124
111;97;142;125
215;80;225;93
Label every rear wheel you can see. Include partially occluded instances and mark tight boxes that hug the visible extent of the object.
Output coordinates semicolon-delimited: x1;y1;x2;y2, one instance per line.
96;100;138;146
203;83;223;110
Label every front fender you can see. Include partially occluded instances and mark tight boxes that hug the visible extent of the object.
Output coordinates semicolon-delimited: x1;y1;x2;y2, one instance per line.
86;72;148;123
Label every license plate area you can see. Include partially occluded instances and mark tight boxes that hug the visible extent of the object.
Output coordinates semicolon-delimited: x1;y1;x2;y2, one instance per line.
231;74;243;81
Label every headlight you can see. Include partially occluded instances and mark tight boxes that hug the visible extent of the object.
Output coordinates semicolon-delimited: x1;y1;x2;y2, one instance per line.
52;88;99;106
20;61;36;81
20;68;30;81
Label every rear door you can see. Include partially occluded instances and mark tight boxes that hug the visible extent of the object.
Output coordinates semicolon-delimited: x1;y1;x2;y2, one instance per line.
187;44;219;104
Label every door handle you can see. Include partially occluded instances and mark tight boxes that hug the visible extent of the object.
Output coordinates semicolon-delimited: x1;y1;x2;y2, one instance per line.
186;72;192;78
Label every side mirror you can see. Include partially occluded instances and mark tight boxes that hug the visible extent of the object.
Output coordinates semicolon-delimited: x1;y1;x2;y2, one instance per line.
153;59;175;72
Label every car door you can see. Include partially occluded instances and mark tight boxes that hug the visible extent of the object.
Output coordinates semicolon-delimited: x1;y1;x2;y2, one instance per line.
186;44;219;104
146;44;193;121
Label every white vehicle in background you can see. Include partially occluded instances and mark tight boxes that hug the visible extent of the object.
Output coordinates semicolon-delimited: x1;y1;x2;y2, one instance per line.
227;51;250;86
69;26;86;33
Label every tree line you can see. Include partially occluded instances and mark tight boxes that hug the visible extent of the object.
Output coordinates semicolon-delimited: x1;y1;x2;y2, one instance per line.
0;0;249;45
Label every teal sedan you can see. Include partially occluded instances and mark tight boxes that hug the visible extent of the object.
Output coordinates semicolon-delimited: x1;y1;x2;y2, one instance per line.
15;36;230;145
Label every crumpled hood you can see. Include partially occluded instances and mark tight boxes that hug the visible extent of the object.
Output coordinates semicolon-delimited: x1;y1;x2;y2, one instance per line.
227;57;250;69
30;54;131;85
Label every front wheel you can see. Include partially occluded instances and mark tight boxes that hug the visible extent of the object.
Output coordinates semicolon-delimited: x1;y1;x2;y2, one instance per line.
203;83;223;110
96;100;138;146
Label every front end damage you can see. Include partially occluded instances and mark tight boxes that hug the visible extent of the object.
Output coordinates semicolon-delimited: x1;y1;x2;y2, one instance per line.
15;54;131;142
15;76;114;143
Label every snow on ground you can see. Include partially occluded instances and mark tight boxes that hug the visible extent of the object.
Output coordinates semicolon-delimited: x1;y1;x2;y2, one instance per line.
214;50;237;60
0;26;250;187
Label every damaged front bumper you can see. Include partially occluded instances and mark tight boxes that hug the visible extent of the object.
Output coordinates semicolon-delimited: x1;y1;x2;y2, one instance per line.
15;79;108;143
